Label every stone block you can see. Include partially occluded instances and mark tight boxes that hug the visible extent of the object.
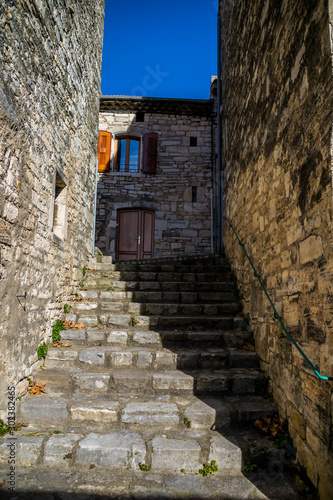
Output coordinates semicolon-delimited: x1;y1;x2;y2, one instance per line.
0;437;43;466
121;402;179;425
184;400;216;428
60;329;86;341
151;435;201;471
154;351;175;368
196;373;229;393
73;373;110;393
232;374;256;394
152;371;194;391
77;431;146;468
19;396;68;425
79;291;98;299
74;302;98;311
44;434;83;465
86;328;105;342
107;330;128;345
70;400;120;423
133;331;160;345
209;435;242;471
299;235;323;264
110;352;133;367
107;315;131;327
78;348;111;365
136;352;153;368
77;316;98;327
112;370;150;393
47;349;78;362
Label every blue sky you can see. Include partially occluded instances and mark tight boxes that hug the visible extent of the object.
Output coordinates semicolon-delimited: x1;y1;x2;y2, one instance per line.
101;0;218;99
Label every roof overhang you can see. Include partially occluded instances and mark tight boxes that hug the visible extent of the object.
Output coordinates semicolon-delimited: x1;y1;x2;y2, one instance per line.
100;96;214;118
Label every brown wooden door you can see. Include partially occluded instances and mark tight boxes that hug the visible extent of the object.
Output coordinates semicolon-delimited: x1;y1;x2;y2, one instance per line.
116;209;154;261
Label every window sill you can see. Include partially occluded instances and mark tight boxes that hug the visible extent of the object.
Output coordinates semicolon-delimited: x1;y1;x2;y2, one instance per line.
99;171;142;176
52;233;65;248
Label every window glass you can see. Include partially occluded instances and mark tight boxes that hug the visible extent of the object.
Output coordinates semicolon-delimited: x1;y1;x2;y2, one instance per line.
117;138;126;172
129;139;139;172
115;136;140;172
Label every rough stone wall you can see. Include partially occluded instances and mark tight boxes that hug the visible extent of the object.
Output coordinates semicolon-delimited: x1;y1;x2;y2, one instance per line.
96;111;213;259
0;0;104;416
220;0;333;497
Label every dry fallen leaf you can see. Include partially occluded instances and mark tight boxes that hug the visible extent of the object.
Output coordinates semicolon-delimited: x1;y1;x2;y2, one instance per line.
255;415;285;440
62;316;84;330
0;480;6;487
29;381;47;396
241;343;255;351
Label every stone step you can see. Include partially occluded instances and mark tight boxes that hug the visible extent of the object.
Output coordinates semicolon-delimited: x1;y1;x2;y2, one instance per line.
58;327;252;349
0;463;285;498
82;280;235;292
85;271;234;283
18;391;275;432
33;365;266;398
78;289;236;303
46;345;258;371
0;427;243;475
72;301;240;317
61;314;237;331
89;262;231;273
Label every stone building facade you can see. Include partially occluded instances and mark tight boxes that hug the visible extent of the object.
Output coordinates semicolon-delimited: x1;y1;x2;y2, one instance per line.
219;0;333;497
0;1;105;417
96;97;214;260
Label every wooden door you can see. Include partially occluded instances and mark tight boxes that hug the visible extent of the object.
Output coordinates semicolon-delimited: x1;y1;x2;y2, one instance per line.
117;209;154;260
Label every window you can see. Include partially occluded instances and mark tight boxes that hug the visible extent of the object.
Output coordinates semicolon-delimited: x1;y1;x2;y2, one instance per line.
52;171;68;241
136;112;145;122
114;135;140;172
190;136;197;146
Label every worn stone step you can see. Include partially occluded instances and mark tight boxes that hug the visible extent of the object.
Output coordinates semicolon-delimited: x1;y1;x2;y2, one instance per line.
85;271;234;283
154;315;235;330
78;289;236;304
58;327;252;350
64;312;236;331
89;262;232;274
81;301;240;317
83;280;235;293
0;428;242;476
62;366;265;397
18;387;275;434
46;345;258;371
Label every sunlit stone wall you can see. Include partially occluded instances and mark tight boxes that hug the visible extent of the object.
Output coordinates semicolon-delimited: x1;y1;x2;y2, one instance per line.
220;0;333;496
0;0;104;416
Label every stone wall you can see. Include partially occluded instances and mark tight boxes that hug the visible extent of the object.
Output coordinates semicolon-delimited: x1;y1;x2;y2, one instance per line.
0;0;104;416
96;109;213;259
220;0;333;497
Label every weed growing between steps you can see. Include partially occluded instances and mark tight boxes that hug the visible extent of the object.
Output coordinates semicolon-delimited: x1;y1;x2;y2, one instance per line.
63;303;71;314
183;418;192;428
0;419;28;437
197;460;218;477
52;319;64;343
139;463;151;471
37;343;48;360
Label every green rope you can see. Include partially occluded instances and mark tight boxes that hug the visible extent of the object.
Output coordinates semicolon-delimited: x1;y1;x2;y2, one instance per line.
223;217;333;382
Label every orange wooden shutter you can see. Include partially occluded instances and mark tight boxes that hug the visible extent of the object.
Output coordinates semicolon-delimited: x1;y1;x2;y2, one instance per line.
142;133;158;174
98;131;111;172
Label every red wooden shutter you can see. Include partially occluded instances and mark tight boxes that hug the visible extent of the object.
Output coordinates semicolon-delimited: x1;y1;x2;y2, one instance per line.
98;131;111;172
142;133;158;174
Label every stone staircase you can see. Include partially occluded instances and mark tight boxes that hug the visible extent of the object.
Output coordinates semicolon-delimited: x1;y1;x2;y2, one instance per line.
0;255;302;499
